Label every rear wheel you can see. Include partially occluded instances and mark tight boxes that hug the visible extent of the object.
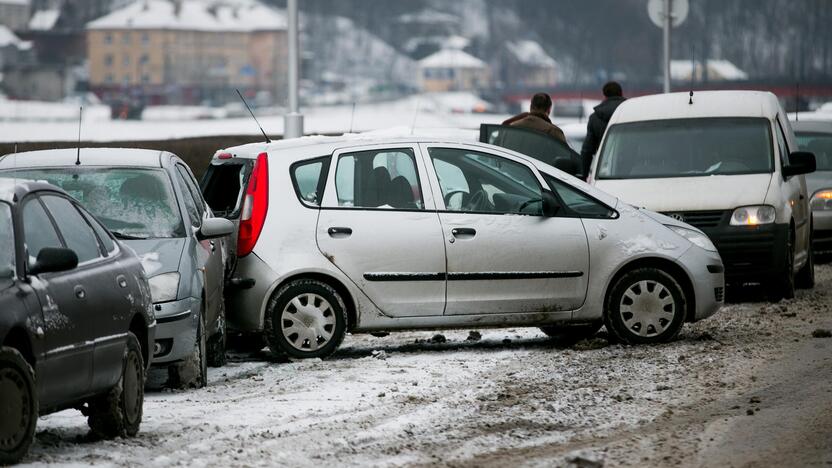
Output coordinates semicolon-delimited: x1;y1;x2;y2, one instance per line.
539;322;602;345
0;347;37;465
604;268;687;345
168;310;207;389
87;333;144;439
265;279;347;359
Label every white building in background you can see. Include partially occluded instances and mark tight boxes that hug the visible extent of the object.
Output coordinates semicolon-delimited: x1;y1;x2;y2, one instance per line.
501;39;558;89
418;48;489;92
0;0;30;30
670;59;749;82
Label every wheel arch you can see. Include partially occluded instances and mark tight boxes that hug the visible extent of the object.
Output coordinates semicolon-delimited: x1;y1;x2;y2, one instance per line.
128;314;149;368
2;326;35;368
605;256;697;322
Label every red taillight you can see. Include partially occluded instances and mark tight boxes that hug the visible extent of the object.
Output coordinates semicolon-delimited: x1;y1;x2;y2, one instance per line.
237;152;268;257
218;152;233;160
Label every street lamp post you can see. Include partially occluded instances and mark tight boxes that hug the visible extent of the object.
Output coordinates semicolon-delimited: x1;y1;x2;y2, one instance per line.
284;0;303;139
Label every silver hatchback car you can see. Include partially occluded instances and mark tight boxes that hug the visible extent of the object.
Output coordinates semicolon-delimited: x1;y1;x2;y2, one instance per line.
203;135;724;359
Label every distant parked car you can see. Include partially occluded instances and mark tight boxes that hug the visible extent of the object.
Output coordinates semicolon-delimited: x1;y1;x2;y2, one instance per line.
0;149;233;388
0;178;154;464
589;91;816;300
202;135;724;360
792;120;832;254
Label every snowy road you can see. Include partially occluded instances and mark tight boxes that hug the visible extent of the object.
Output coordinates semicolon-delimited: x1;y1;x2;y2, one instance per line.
19;265;832;467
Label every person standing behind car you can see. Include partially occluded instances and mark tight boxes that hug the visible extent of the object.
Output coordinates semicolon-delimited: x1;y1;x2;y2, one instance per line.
581;81;626;176
503;92;567;144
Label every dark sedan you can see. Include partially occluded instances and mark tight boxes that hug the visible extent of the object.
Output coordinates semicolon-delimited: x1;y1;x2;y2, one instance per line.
0;178;155;464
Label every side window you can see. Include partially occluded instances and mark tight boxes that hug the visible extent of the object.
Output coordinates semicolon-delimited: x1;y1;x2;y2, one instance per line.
291;157;328;206
42;195;103;263
79;207;116;254
176;165;206;217
334;148;424;209
22;197;63;266
545;175;615;218
775;118;790;168
0;203;15;278
174;169;201;228
429;148;543;215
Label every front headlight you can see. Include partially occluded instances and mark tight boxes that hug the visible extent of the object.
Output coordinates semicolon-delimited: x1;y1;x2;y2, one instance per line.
666;225;718;252
730;205;776;226
811;189;832;211
148;272;180;303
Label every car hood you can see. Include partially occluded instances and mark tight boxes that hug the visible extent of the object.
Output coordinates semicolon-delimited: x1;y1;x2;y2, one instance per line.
595;174;773;212
122;238;185;277
805;171;832;195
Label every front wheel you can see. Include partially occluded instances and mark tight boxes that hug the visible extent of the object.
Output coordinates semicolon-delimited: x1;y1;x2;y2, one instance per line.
796;223;815;289
265;279;348;359
87;332;145;439
207;301;227;367
0;347;37;465
767;231;796;301
168;311;207;389
604;268;687;345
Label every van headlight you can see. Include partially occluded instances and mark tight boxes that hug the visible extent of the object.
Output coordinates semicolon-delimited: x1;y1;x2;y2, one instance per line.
665;225;717;252
730;205;776;226
148;272;180;303
811;189;832;211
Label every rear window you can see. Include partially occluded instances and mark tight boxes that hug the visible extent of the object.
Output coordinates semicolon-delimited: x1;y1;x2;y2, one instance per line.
796;132;832;171
201;162;251;217
597;117;774;179
291;157;329;207
0;203;14;278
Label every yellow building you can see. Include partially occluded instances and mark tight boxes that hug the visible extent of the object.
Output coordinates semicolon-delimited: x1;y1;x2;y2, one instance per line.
86;0;287;104
418;48;489;93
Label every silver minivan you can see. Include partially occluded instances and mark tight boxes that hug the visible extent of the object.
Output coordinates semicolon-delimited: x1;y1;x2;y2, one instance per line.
203;135;724;359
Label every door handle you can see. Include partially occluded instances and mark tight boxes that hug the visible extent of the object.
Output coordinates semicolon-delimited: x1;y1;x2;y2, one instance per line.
328;227;353;237
209;240;216;252
74;286;86;300
451;228;476;238
116;275;128;289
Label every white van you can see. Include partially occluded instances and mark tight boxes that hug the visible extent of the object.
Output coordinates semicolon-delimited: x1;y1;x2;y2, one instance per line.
590;91;816;300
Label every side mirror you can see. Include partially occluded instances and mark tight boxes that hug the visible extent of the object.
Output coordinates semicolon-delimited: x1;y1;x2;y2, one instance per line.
542;191;561;217
197;217;234;240
29;247;78;276
554;157;580;177
783;151;816;177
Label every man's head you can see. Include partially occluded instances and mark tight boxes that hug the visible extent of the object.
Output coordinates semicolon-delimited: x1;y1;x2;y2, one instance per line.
602;81;623;98
530;92;552;114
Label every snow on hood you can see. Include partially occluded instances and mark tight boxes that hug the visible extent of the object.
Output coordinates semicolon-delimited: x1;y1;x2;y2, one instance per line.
596;173;773;213
126;238;186;277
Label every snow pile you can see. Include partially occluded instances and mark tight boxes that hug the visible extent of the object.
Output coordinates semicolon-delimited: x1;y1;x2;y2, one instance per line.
87;0;286;32
0;96;109;122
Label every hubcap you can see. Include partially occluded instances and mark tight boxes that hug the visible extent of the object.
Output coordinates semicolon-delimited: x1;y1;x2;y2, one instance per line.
281;293;336;352
619;280;676;337
0;367;31;451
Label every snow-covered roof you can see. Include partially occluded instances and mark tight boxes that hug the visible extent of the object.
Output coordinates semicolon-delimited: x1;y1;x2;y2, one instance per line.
670;59;749;81
506;40;556;67
0;0;29;5
87;0;287;32
28;8;60;31
418;49;486;69
0;25;30;49
610;91;781;125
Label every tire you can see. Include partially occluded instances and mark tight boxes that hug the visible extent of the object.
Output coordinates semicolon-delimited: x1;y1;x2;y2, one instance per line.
604;268;687;345
796;223;815;289
87;333;144;439
264;279;348;359
168;310;207;389
207;301;227;367
539;322;602;345
767;230;796;301
227;332;266;353
0;347;37;465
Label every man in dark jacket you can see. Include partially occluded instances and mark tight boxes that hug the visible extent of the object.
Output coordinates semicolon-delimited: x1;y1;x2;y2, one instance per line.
503;93;567;144
581;81;626;176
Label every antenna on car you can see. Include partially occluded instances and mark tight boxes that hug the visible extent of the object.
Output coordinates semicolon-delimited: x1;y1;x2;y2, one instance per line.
75;106;83;165
235;89;271;143
348;101;356;134
795;82;800;122
410;96;421;135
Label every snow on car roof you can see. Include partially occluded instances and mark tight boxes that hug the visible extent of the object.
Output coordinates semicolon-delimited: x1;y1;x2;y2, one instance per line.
0;147;166;169
87;0;286;32
609;90;782;125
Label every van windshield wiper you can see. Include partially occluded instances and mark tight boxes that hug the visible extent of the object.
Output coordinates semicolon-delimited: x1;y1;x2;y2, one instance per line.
111;231;148;240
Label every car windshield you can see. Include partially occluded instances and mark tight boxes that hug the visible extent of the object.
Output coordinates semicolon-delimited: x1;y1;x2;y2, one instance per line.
597;117;773;179
0;203;13;278
795;132;832;171
7;168;185;239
